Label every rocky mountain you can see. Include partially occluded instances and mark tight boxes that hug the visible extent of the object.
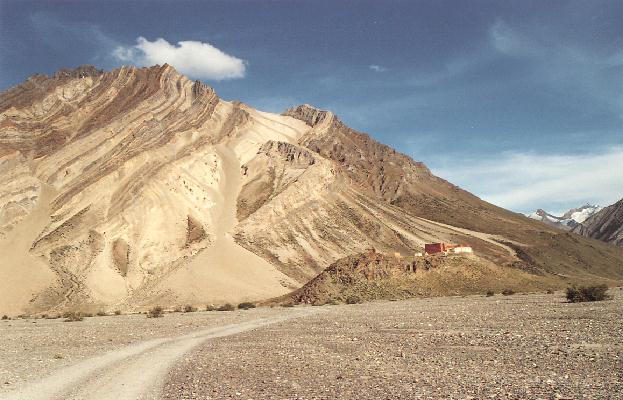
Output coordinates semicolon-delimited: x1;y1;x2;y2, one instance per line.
1;64;623;316
573;198;623;247
527;204;602;230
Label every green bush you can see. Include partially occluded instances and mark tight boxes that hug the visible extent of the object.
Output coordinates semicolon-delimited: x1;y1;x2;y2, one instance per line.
64;312;84;322
566;285;610;303
183;305;197;313
238;302;256;310
501;289;515;296
147;306;164;318
485;290;495;297
346;295;362;304
217;303;235;311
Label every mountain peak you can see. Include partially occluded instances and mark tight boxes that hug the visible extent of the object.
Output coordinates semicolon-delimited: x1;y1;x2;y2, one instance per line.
283;104;334;127
527;204;602;229
52;65;104;80
573;198;623;247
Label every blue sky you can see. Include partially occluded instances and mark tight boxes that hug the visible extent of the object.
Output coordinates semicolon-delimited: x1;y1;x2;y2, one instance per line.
1;0;622;214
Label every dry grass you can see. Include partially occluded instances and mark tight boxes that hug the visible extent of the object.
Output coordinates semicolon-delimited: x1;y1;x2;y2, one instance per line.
63;312;84;322
238;302;256;310
147;306;164;318
566;285;610;303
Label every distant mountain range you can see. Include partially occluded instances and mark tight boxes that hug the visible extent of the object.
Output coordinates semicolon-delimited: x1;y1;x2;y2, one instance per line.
573;198;623;248
527;204;602;230
528;200;623;248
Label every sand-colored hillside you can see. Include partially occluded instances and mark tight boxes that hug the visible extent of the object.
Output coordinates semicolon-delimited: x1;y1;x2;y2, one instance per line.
1;65;622;316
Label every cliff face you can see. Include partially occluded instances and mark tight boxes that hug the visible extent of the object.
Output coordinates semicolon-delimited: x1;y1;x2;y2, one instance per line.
1;65;622;315
573;199;623;247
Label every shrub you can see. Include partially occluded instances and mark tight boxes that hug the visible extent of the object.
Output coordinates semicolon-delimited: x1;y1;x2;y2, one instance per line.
1;315;8;320
64;312;84;322
486;290;495;297
217;303;235;311
147;306;164;318
501;289;515;296
183;305;197;313
96;311;107;317
346;295;362;304
114;310;122;315
238;302;256;310
206;305;217;311
566;285;610;303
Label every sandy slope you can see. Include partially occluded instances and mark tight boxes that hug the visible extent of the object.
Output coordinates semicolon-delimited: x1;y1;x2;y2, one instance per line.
1;308;317;400
153;144;298;305
0;185;56;314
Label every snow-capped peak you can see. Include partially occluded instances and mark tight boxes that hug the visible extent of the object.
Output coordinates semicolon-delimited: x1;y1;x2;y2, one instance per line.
527;204;602;230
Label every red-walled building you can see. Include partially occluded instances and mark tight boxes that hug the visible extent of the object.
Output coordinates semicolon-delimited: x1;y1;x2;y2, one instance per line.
424;243;472;254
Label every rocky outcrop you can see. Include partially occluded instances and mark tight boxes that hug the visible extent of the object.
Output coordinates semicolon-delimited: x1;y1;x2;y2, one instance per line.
284;250;548;305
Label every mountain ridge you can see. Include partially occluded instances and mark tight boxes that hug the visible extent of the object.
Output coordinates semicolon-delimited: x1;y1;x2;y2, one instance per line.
527;204;602;230
1;64;622;316
573;198;623;247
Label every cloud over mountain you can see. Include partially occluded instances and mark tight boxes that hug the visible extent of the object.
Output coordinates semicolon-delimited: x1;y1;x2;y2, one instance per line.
113;37;246;80
433;146;623;213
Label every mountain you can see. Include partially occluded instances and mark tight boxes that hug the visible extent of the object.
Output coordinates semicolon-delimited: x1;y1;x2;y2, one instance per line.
573;199;623;247
1;65;623;316
527;204;602;230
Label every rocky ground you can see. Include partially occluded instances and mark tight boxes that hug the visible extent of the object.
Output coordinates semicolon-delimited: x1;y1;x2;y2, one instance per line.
0;307;303;396
163;291;623;400
1;291;621;399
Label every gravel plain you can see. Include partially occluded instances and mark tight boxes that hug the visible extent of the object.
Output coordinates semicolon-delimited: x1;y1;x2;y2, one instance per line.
1;290;621;399
163;291;623;400
0;307;307;397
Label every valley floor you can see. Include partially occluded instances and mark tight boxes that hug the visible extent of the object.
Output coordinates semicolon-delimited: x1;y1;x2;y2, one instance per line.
1;291;622;399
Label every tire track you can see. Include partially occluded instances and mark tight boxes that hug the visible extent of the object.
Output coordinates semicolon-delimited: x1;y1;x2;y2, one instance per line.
2;309;318;400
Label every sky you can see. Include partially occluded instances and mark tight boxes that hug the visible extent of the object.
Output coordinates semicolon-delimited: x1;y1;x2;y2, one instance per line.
1;0;622;215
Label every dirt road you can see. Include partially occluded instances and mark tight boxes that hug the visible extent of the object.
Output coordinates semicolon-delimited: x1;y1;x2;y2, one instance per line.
2;309;316;400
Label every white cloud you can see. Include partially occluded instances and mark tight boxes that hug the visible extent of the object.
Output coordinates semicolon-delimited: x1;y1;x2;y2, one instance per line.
369;64;387;72
113;37;246;80
431;147;623;213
